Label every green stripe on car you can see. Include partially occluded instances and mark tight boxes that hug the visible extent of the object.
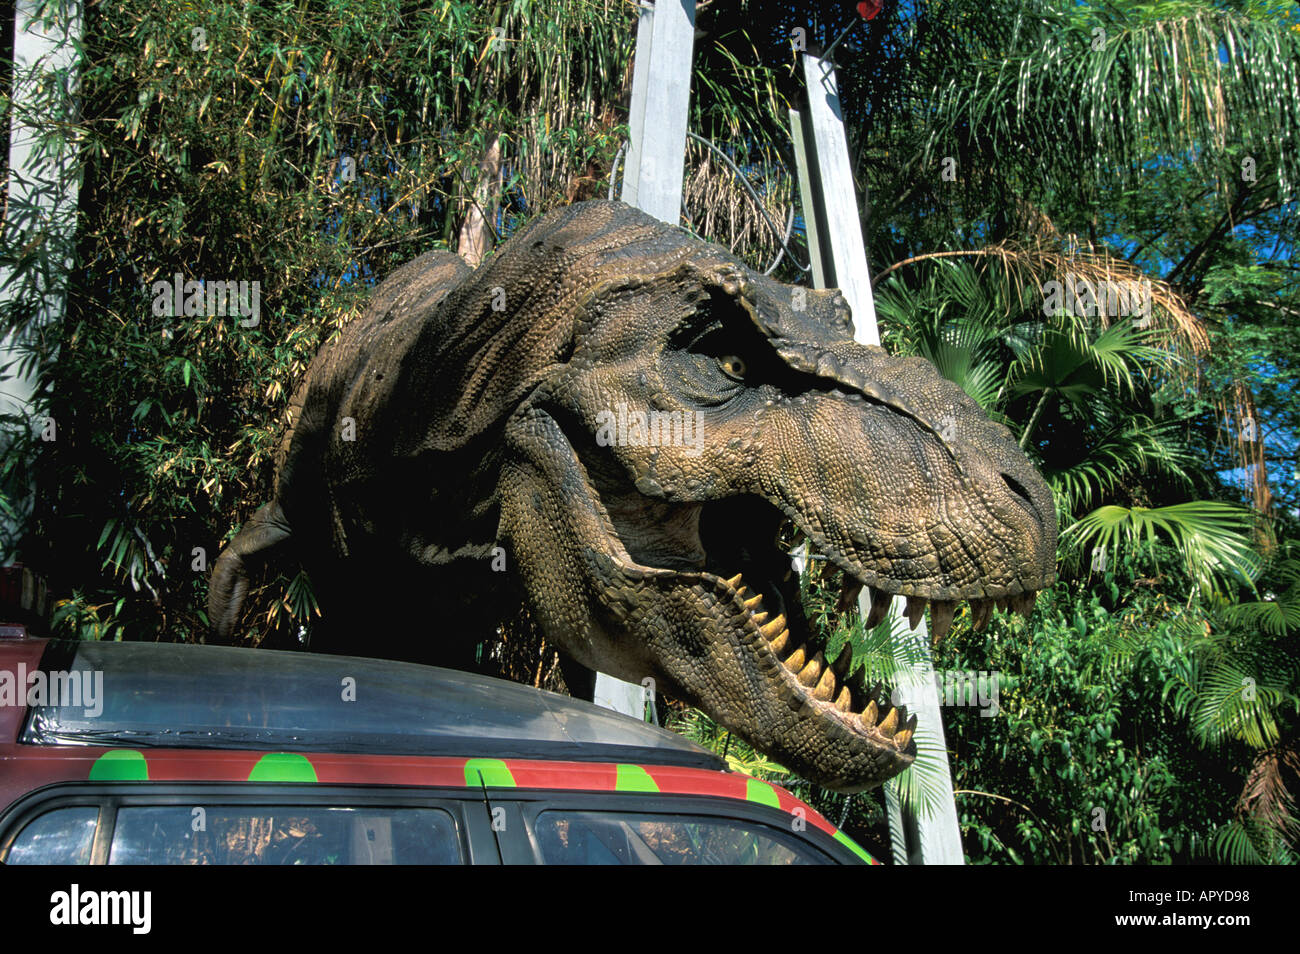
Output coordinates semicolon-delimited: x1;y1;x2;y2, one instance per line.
615;764;659;792
833;829;877;864
744;778;781;808
465;758;516;788
247;753;318;782
89;749;148;781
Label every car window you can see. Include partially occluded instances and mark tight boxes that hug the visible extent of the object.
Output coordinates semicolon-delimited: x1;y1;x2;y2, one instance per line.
533;810;826;865
108;805;461;865
5;806;99;865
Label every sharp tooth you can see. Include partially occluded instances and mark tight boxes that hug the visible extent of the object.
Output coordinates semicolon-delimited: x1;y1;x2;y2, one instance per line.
768;630;790;656
1014;591;1037;617
866;588;891;628
813;666;836;701
752;611;769;626
861;699;879;725
930;600;956;640
784;646;807;672
878;706;900;737
743;594;763;610
972;599;992;631
866;681;883;704
895;713;918;749
831;644;853;677
798;651;824;687
760;614;787;640
834;686;853;712
906;596;927;630
836;581;864;614
735;586;749;599
725;574;744;588
996;596;1012;613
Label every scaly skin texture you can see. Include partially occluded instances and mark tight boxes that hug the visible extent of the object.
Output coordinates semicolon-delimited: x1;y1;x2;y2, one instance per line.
209;200;1057;792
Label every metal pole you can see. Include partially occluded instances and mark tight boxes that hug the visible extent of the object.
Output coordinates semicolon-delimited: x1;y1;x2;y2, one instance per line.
595;0;696;719
791;48;964;865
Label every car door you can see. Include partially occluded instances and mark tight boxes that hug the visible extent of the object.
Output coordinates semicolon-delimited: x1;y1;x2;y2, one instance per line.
484;791;859;864
0;784;500;865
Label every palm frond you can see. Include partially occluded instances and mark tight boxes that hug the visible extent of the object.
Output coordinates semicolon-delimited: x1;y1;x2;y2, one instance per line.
1044;416;1196;516
924;2;1300;202
1063;500;1262;592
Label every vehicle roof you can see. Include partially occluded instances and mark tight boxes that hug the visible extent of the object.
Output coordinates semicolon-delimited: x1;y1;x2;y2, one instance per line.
15;638;726;771
0;637;883;863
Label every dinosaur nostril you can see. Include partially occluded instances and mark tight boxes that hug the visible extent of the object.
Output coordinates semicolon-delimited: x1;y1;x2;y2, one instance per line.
1002;473;1032;502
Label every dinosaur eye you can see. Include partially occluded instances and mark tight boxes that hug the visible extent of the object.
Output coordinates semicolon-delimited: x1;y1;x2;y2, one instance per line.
717;354;748;380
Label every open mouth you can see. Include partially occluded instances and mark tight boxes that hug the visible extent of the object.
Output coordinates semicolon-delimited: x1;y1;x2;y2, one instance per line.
694;495;919;757
602;490;1044;785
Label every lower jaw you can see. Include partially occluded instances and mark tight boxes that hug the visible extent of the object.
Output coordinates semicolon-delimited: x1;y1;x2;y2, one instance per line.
632;582;919;790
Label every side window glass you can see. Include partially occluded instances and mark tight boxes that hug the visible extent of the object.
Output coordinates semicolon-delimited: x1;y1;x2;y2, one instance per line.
109;806;461;865
534;810;825;865
5;806;99;865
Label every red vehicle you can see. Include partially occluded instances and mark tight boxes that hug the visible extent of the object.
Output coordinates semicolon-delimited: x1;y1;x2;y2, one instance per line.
0;632;881;864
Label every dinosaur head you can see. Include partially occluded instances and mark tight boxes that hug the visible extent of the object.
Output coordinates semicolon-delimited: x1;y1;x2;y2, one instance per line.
482;202;1057;792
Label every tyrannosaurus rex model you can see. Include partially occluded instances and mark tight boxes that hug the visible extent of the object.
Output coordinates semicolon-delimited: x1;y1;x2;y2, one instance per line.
209;200;1057;792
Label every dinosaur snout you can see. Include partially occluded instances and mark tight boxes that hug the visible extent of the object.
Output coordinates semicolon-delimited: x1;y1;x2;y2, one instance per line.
746;338;1058;611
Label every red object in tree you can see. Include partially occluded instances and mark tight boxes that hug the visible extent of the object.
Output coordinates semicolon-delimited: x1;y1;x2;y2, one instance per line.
857;0;883;20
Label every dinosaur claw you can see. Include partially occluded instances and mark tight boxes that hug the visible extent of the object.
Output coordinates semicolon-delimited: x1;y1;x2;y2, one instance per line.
760;614;787;641
836;580;864;614
861;699;879;726
813;665;836;701
831;644;853;678
797;651;824;688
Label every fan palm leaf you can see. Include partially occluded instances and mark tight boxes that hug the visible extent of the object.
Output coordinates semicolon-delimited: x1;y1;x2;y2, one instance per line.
1063;500;1262;592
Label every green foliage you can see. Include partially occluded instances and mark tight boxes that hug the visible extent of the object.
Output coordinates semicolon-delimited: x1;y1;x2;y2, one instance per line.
942;550;1243;864
2;0;1297;865
1063;502;1263;594
1;0;638;644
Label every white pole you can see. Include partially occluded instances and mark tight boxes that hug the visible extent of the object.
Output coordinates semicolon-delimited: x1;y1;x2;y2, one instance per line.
596;0;696;719
0;0;83;564
791;49;964;865
618;0;695;224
